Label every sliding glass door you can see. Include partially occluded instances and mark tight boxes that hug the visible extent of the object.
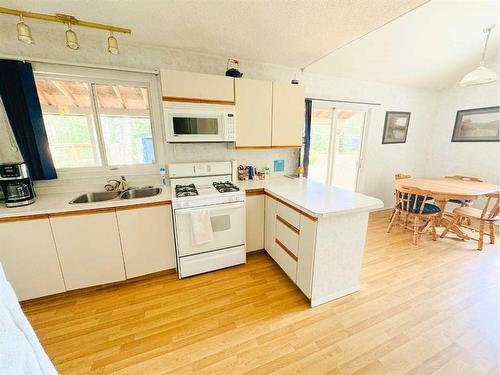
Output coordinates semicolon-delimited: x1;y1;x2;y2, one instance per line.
306;101;368;191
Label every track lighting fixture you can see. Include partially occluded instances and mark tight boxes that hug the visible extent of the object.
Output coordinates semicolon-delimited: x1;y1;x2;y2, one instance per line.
65;23;79;50
16;14;33;44
0;7;130;55
107;31;119;55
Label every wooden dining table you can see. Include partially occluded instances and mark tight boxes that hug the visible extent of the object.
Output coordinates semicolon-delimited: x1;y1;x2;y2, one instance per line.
395;177;500;239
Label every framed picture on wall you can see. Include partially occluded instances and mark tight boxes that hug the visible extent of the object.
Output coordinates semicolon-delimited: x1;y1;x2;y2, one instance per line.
382;111;411;144
451;106;499;142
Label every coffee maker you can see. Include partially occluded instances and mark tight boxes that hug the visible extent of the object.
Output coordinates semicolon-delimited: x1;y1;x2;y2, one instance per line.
0;162;36;207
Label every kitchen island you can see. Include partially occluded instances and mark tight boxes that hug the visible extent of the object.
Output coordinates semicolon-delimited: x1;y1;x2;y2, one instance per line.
238;177;383;307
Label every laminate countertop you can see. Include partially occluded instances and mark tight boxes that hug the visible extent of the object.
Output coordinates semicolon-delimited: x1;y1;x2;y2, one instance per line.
237;177;383;218
0;177;383;219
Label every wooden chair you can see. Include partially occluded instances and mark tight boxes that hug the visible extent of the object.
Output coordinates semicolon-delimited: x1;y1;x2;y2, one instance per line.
387;186;441;245
441;192;499;250
389;174;412;222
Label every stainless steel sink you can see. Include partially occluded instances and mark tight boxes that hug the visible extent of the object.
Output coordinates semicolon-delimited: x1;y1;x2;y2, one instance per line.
69;191;120;204
120;187;162;199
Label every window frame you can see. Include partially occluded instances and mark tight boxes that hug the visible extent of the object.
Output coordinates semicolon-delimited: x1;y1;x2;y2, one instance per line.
33;63;164;180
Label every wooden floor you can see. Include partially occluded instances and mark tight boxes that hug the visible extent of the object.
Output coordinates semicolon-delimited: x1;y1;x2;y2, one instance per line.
22;210;499;374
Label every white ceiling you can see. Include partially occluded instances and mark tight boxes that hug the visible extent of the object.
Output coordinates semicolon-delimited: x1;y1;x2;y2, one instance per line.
0;0;427;68
0;0;497;90
307;0;500;89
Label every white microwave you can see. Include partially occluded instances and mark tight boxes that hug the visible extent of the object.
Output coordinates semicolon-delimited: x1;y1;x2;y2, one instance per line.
164;102;236;143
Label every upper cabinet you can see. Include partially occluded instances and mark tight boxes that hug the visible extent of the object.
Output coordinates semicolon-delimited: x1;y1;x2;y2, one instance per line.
235;78;273;148
160;69;234;104
271;83;305;147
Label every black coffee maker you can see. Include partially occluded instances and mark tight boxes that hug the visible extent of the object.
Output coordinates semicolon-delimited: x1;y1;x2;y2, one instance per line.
0;162;36;207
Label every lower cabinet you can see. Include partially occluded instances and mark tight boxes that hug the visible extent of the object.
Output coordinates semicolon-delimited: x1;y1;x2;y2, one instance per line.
245;194;265;252
264;195;317;298
50;210;126;290
0;217;66;301
116;203;176;278
264;195;277;260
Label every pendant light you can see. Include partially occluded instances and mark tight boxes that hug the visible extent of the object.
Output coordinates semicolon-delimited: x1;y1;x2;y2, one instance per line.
16;15;33;44
460;25;497;87
65;23;79;50
107;31;119;55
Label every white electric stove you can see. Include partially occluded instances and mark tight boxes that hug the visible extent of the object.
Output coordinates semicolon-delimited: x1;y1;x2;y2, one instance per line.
168;161;246;278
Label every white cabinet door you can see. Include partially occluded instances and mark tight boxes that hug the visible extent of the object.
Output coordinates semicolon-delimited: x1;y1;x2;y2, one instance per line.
271;83;305;147
116;204;176;278
264;195;277;260
245;194;265;252
50;211;125;290
0;218;66;301
160;69;234;102
297;216;317;298
235;78;272;147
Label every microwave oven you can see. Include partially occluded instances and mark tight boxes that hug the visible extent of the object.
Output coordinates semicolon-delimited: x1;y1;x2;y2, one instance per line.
164;102;236;143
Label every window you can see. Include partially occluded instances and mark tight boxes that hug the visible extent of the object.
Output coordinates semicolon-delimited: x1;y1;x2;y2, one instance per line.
35;74;156;170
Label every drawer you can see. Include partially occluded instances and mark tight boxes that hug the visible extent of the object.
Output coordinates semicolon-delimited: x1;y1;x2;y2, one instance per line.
275;218;299;257
276;201;300;228
274;238;297;282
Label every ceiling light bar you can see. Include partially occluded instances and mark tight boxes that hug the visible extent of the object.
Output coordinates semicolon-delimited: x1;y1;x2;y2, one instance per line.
0;7;131;34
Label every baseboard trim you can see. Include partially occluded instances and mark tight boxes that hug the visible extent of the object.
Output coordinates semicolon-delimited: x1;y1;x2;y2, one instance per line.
310;285;360;307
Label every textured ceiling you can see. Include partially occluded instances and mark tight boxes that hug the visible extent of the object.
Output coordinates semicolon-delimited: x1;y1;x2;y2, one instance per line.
307;0;500;89
0;0;428;68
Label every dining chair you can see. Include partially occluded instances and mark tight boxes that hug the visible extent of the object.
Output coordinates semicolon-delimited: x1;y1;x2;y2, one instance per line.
389;173;412;222
444;175;483;225
387;186;441;245
441;192;499;250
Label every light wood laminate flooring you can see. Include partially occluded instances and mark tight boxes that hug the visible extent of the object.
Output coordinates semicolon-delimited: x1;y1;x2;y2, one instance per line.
22;210;499;374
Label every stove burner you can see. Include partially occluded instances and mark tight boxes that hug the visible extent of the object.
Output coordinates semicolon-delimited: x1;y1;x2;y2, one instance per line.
175;184;198;197
213;181;240;193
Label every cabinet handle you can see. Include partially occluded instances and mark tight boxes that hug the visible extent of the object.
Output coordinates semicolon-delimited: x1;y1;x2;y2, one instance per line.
276;215;299;234
275;239;298;261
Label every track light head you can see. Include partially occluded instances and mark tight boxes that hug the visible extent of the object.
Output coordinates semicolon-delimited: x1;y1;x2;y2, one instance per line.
107;31;119;55
17;15;33;44
65;23;79;50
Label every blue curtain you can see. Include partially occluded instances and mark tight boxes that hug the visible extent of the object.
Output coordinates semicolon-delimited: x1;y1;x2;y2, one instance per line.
303;99;312;178
0;60;57;180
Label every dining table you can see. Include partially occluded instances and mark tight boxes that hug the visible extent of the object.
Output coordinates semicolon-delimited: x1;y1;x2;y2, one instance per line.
395;177;500;239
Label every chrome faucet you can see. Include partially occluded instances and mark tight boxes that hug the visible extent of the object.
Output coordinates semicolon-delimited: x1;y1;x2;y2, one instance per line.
104;176;129;192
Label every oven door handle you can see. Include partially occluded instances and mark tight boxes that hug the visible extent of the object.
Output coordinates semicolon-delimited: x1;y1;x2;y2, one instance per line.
175;202;245;215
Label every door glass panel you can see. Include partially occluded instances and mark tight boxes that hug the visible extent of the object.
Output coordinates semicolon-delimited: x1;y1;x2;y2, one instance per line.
330;111;365;191
173;117;219;135
307;108;332;183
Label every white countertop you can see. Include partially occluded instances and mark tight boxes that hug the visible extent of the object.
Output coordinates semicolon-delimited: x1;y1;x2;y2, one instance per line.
236;177;383;218
0;188;172;219
0;177;383;219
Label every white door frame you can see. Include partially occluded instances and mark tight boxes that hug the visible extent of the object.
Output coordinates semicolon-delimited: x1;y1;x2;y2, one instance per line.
311;101;370;190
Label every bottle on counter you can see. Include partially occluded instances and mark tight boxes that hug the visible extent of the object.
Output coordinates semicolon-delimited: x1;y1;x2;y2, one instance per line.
160;167;167;186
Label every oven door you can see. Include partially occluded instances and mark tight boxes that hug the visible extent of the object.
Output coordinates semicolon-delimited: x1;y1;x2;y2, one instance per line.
174;201;245;256
166;110;225;142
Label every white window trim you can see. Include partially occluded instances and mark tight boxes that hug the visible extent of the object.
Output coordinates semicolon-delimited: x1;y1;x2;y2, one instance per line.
33;63;165;180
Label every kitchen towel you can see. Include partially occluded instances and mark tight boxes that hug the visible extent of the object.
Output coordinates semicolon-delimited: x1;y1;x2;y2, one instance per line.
190;210;214;245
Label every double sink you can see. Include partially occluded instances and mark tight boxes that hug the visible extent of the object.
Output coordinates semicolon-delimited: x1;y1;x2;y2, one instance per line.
69;187;162;204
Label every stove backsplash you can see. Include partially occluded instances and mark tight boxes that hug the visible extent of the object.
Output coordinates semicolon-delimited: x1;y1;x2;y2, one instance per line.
33;144;299;195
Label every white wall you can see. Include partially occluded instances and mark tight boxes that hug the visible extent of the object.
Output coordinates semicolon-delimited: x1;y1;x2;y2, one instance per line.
425;77;500;185
0;24;440;206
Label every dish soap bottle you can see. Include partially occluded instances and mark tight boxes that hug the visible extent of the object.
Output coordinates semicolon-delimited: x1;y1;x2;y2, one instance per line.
160;167;167;186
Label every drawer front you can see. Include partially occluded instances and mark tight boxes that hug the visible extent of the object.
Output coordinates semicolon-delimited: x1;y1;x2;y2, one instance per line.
275;218;299;257
276;202;300;228
274;239;297;282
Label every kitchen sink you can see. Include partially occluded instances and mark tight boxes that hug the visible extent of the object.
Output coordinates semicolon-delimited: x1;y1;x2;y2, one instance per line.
69;187;162;204
120;187;162;199
69;191;121;204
